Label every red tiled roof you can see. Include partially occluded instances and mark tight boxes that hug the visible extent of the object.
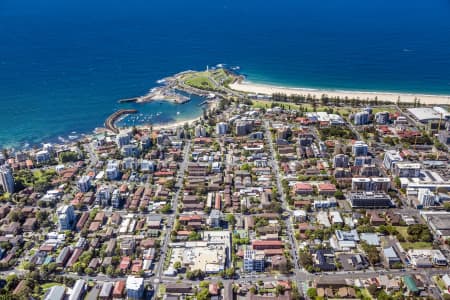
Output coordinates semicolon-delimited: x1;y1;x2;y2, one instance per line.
252;240;283;247
318;183;336;191
293;183;313;191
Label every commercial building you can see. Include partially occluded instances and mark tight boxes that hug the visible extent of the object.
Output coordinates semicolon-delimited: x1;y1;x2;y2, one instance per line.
126;276;144;300
169;231;231;274
332;230;359;250
408;107;449;123
348;192;393;208
383;247;401;267
57;205;75;231
393;163;421;178
0;165;14;193
244;248;265;272
420;211;450;240
407;249;447;268
399;170;450;192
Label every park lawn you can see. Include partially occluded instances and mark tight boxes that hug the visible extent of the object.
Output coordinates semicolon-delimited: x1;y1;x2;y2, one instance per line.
371;107;398;114
184;74;215;90
394;226;408;239
251;100;300;110
394;226;433;250
250;99;356;116
400;241;433;250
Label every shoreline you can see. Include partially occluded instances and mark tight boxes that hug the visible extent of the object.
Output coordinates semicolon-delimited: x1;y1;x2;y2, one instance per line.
230;81;450;105
151;116;202;130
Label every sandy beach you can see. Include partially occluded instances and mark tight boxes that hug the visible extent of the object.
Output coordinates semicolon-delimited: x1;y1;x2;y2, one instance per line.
230;82;450;105
151;117;201;130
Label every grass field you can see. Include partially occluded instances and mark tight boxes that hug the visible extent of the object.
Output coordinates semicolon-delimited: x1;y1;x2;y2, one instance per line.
400;242;433;250
182;68;234;91
360;288;373;300
433;276;446;291
184;73;216;90
250;99;358;116
41;282;59;290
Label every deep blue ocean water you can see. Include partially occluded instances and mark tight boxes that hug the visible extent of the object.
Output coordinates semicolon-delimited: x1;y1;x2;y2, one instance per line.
1;0;450;147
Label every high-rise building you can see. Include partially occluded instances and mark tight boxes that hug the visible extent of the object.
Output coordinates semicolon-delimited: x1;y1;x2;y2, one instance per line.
106;160;120;180
111;189;121;208
194;125;207;137
375;111;390;124
126;276;144;300
244;248;265;272
77;175;91;193
354;156;372;167
216;122;228;135
116;133;130;148
383;150;403;171
57;205;75;231
354;111;370;125
352;141;368;157
0;165;14;193
418;189;436;208
235;121;253;136
393;163;421;178
97;185;112;207
349;192;393;208
333;154;349;168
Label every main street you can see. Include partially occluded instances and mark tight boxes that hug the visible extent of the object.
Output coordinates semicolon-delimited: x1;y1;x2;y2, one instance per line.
264;120;306;293
152;139;191;295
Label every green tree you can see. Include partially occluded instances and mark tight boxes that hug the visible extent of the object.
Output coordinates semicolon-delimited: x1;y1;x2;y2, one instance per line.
173;261;182;270
160;203;172;214
307;288;317;299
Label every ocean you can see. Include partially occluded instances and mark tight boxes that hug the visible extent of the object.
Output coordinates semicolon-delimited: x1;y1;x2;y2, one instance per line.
1;0;450;147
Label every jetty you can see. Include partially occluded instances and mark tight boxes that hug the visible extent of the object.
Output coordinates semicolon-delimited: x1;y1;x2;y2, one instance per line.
105;109;138;133
118;97;139;103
